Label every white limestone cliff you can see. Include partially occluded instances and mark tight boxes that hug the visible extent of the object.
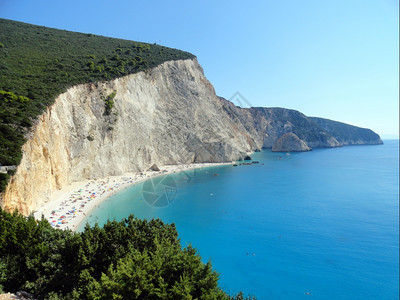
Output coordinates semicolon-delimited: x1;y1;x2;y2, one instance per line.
1;59;259;214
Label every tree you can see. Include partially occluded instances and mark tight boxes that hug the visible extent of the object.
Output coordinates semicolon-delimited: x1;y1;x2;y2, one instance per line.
0;209;256;299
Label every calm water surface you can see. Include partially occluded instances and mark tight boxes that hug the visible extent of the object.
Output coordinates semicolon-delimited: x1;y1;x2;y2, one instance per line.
78;140;399;299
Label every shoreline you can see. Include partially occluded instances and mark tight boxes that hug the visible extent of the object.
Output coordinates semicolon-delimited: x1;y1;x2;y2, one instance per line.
33;162;232;231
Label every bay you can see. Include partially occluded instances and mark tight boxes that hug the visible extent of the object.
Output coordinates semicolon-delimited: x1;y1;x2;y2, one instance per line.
78;140;399;299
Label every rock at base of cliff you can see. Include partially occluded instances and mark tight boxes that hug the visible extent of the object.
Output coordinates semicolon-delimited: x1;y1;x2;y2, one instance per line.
272;133;311;152
149;164;160;171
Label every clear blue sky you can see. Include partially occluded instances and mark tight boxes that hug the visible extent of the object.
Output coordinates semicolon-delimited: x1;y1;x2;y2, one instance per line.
1;0;398;137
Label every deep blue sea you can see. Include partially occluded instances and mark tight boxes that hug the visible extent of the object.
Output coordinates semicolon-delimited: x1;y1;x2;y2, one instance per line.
78;140;399;299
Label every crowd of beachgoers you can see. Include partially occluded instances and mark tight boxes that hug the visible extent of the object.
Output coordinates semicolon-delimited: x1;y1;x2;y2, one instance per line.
34;162;231;230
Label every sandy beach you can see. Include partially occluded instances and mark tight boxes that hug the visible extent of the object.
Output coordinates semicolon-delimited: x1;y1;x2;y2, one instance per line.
33;162;231;231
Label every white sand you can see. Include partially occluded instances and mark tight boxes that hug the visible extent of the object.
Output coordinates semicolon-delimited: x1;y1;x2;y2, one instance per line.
34;162;231;231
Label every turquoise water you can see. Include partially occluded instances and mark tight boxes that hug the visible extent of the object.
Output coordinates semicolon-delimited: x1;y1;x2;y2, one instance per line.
78;140;399;299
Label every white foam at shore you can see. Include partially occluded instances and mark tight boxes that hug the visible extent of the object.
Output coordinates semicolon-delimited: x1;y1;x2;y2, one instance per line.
34;162;231;231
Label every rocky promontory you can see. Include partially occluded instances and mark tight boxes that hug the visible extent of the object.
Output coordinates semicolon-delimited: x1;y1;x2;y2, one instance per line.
272;133;311;152
310;117;383;145
219;99;341;149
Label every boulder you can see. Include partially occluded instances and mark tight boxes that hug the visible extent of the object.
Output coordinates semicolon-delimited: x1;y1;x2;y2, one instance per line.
149;164;160;171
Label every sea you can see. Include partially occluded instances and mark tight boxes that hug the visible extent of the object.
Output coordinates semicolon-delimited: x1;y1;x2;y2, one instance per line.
77;140;399;299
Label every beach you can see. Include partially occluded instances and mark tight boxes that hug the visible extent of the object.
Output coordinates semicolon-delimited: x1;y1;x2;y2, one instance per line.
33;162;231;231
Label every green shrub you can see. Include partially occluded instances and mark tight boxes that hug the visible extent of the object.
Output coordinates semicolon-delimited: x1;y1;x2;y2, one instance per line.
87;61;95;71
0;209;255;299
104;91;116;115
0;90;30;103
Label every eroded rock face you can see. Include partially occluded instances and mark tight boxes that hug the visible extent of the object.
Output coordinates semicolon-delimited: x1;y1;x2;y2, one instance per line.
272;133;311;152
219;98;341;149
1;59;258;214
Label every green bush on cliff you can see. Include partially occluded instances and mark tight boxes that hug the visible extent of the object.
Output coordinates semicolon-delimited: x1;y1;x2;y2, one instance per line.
0;208;255;300
0;173;10;193
104;91;117;115
0;18;195;192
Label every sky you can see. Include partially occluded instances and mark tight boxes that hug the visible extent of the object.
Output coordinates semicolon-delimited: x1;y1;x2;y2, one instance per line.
0;0;398;137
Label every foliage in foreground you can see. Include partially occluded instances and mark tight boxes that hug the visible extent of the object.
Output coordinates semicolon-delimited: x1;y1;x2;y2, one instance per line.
0;18;195;191
0;208;255;300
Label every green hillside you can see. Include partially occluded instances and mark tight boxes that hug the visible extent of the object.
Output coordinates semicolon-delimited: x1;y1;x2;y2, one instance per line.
0;18;195;191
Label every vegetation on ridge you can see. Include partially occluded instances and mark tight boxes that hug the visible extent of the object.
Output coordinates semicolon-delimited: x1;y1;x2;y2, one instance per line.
0;18;195;191
0;208;256;299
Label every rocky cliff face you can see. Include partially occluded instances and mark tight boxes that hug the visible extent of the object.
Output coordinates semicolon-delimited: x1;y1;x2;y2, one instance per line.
219;99;341;150
272;133;311;152
1;59;258;214
0;58;383;214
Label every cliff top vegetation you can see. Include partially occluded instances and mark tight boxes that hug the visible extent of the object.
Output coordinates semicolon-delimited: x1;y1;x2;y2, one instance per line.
0;18;195;191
